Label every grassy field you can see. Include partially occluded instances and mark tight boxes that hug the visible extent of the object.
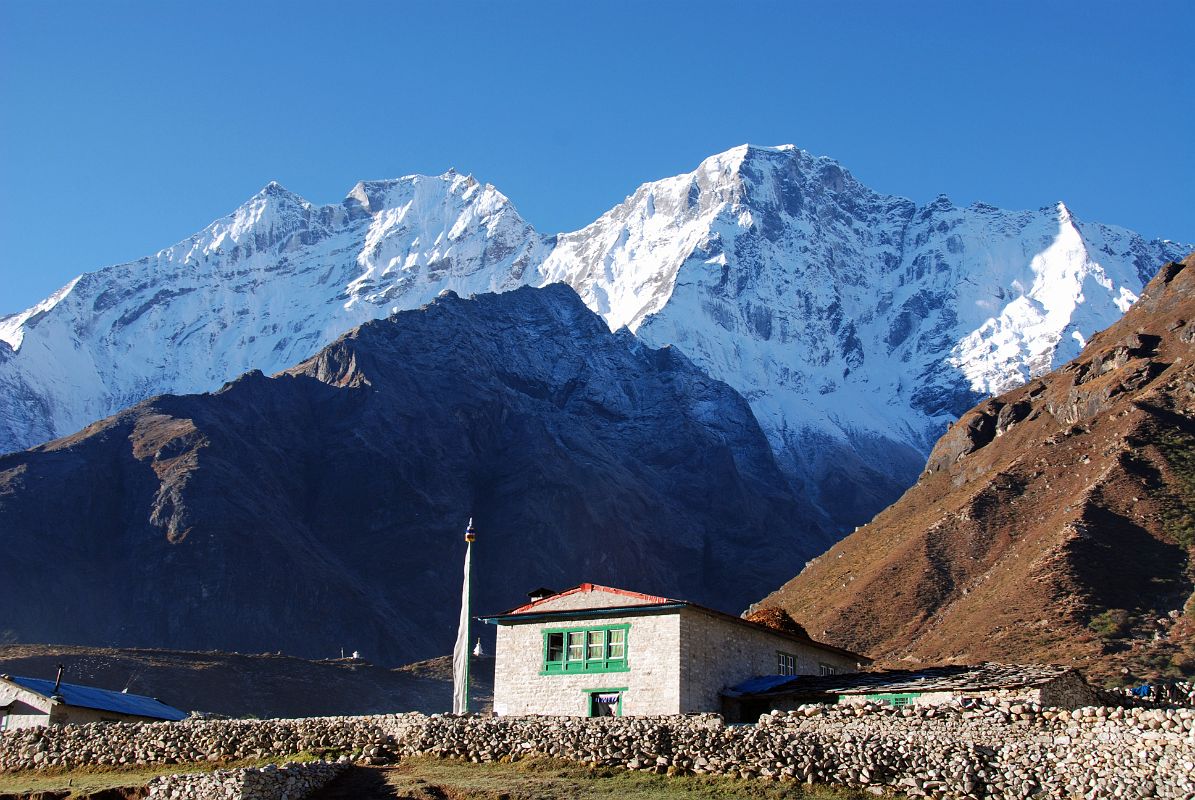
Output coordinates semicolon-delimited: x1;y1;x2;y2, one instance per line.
0;756;884;799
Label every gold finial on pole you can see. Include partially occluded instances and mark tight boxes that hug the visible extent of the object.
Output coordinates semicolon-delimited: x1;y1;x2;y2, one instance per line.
465;518;476;543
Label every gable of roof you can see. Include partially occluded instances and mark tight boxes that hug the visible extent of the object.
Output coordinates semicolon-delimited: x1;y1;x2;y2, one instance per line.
2;676;188;721
503;583;676;615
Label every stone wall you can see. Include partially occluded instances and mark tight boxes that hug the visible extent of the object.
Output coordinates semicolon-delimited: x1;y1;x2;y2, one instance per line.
679;607;860;713
2;700;1193;798
144;761;343;800
0;715;421;771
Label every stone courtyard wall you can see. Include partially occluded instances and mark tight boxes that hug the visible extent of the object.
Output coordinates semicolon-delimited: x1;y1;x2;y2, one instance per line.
144;761;344;800
1;700;1193;799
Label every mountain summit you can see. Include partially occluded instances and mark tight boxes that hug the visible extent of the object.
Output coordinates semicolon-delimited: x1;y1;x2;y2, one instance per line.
1;145;1187;529
542;144;1188;526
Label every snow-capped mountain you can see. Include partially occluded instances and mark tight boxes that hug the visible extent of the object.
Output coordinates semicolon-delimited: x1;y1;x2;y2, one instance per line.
1;144;1187;530
0;172;546;451
542;145;1188;526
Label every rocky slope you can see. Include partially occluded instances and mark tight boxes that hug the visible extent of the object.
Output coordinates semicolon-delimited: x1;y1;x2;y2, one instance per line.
3;145;1186;530
760;254;1195;683
0;285;818;663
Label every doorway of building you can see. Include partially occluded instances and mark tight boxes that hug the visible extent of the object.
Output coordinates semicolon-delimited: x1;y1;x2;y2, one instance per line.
588;690;622;717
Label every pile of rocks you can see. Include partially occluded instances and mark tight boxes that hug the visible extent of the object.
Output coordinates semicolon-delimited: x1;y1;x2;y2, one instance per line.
2;700;1193;798
144;761;344;800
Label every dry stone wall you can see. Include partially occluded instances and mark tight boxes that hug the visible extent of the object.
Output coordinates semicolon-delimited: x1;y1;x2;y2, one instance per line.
144;762;344;800
1;700;1193;799
0;715;420;771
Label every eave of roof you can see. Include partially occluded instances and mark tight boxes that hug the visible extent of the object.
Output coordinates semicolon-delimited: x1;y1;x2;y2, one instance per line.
1;676;187;721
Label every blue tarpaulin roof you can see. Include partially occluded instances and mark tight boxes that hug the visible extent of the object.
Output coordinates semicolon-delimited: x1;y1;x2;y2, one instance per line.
726;674;801;696
5;676;187;721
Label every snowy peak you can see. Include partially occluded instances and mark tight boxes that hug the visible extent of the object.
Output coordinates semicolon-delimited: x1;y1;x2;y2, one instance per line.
540;142;1189;528
0;170;548;454
189;180;317;258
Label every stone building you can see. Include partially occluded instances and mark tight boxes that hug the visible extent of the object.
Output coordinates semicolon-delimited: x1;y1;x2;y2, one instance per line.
481;583;869;717
722;663;1101;719
0;672;187;730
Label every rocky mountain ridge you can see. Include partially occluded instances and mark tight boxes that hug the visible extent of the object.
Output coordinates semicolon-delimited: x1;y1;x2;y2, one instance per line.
1;144;1188;530
760;254;1195;683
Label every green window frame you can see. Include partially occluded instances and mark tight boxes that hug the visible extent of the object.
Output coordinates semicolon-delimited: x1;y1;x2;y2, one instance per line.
542;624;630;674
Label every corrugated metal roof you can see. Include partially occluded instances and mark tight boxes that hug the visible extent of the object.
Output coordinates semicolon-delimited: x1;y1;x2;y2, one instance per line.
724;663;1077;699
4;676;187;721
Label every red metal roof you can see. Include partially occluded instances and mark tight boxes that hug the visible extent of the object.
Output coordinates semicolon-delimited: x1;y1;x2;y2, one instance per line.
504;583;676;615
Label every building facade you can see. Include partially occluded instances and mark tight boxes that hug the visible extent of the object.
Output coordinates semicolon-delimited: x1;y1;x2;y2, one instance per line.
0;674;188;730
482;584;868;717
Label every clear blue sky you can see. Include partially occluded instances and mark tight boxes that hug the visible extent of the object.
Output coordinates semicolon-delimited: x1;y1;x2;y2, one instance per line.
1;0;1192;313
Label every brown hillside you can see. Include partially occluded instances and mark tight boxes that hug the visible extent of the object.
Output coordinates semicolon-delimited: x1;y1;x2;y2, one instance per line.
762;254;1195;685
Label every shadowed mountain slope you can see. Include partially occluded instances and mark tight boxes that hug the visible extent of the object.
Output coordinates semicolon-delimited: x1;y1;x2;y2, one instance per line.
0;285;820;665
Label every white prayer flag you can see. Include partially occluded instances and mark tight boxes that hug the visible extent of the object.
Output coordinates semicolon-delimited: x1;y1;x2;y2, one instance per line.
452;520;474;714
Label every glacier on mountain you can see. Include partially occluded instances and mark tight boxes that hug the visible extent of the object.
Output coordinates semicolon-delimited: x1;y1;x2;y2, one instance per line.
1;144;1187;530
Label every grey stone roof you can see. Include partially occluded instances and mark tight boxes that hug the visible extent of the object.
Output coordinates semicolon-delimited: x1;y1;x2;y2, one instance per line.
725;662;1078;699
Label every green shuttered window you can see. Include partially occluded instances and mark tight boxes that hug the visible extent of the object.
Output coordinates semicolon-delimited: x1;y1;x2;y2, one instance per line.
542;624;630;674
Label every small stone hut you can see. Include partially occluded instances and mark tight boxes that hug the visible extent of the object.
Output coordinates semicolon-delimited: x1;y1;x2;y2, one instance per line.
722;662;1100;719
0;673;187;730
481;583;870;717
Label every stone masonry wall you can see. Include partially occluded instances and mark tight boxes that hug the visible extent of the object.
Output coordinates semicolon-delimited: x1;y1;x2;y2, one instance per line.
144;761;344;800
493;613;680;716
679;607;859;713
1;700;1193;798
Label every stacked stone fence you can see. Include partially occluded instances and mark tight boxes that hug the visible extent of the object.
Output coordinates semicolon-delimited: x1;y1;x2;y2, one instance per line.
2;700;1193;799
144;761;344;800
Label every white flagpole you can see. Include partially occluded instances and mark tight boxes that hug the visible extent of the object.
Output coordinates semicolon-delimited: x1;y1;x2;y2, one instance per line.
452;518;476;714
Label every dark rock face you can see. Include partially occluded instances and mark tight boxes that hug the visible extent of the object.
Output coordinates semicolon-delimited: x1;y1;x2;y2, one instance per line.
0;285;820;665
